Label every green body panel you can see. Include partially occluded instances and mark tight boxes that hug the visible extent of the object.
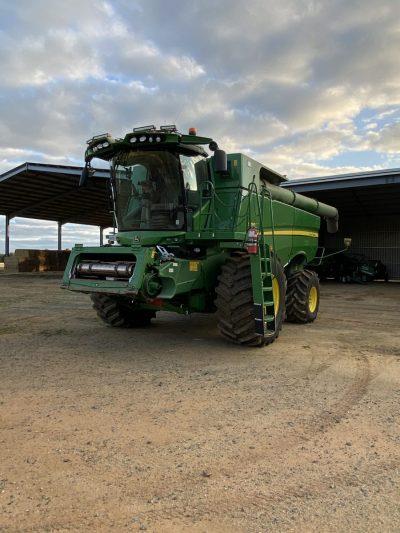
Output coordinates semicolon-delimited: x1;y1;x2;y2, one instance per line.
64;128;337;316
62;242;227;314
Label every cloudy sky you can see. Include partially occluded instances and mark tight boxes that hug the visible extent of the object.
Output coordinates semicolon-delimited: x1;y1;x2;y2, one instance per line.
1;0;400;252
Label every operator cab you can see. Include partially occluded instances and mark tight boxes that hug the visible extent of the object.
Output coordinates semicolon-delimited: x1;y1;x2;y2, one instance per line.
81;125;228;233
113;149;208;231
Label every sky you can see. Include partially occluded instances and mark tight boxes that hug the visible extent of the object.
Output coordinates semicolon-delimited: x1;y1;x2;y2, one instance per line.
1;0;400;252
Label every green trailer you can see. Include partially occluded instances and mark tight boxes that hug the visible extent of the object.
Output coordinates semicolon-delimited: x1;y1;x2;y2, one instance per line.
62;125;338;346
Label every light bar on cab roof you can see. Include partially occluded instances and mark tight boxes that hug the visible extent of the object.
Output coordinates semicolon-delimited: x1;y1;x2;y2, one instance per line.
86;133;111;144
133;125;156;133
160;124;177;132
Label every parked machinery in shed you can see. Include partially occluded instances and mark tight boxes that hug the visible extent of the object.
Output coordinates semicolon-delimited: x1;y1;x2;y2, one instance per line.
62;125;339;346
313;249;389;283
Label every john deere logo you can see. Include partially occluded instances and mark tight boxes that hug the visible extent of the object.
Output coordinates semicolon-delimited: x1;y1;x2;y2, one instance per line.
134;235;140;242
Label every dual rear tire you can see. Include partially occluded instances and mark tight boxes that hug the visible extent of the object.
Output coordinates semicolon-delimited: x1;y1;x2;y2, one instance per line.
286;269;320;323
215;253;320;346
215;252;286;346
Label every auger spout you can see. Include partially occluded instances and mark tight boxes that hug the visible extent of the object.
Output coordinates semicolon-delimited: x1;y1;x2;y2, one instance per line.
264;182;339;233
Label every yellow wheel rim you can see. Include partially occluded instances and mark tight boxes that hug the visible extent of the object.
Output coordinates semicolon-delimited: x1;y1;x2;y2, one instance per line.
272;276;280;316
308;286;318;313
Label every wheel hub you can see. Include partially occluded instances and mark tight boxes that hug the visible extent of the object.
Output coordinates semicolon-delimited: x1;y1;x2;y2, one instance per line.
308;286;318;313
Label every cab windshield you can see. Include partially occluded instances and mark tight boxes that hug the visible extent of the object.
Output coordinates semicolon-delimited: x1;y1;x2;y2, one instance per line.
113;150;185;231
112;150;207;231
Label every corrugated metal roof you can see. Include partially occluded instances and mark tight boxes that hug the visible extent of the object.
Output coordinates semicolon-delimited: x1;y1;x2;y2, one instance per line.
282;168;400;217
282;167;400;190
0;162;112;227
1;162;400;225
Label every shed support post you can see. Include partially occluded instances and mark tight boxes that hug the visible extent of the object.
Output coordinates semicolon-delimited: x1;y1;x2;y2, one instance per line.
99;226;104;246
57;221;63;251
5;214;11;256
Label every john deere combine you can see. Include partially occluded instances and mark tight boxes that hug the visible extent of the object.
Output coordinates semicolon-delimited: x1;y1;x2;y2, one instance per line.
62;125;338;346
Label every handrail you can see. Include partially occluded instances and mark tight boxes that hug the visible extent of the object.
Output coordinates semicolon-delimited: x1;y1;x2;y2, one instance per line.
197;180;277;247
246;180;276;268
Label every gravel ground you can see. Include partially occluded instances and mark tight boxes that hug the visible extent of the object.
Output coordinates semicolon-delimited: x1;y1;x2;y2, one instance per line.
0;274;399;532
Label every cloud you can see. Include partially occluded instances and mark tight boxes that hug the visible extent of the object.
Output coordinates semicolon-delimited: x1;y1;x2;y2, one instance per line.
366;121;400;154
0;0;400;248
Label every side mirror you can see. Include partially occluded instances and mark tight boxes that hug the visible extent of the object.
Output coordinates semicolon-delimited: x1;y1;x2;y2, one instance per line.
214;149;227;173
79;164;91;187
344;237;352;248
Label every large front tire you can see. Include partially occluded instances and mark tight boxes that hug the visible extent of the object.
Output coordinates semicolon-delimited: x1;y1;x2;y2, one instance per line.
286;269;320;323
91;294;155;328
215;252;286;347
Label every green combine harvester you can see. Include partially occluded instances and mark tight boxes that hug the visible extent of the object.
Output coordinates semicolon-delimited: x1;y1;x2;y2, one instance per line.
62;125;338;346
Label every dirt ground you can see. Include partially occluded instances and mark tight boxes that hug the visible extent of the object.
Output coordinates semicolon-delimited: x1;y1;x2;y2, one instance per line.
0;274;399;532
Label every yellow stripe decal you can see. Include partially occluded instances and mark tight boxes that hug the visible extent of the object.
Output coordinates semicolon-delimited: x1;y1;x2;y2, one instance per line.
263;230;318;238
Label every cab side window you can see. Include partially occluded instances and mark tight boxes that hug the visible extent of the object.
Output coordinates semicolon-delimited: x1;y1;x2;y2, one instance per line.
180;155;199;191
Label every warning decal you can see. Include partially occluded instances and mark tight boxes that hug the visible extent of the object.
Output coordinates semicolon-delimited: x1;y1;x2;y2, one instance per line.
189;261;199;272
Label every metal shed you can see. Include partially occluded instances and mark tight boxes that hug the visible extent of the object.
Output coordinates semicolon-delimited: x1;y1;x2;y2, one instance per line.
282;168;400;279
0;162;112;255
1;162;400;279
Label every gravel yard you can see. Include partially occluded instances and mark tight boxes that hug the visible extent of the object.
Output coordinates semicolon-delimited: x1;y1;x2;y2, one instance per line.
0;274;399;531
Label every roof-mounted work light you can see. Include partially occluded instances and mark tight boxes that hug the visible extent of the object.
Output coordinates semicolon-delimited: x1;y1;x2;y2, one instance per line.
160;124;177;132
133;125;156;133
86;133;111;144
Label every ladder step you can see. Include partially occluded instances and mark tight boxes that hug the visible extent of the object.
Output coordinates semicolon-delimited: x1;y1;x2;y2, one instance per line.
251;251;276;336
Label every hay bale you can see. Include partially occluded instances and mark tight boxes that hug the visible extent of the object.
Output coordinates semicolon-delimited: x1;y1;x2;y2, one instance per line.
4;249;71;272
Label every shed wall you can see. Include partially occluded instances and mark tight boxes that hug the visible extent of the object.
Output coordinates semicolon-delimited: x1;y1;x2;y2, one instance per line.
322;215;400;280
